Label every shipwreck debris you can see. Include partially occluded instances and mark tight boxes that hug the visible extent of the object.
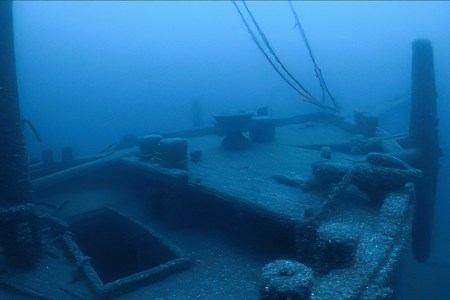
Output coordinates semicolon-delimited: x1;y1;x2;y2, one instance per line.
62;208;191;297
261;259;313;300
189;150;202;162
214;112;254;151
250;116;276;144
159;137;188;170
271;174;305;188
319;146;332;160
139;134;163;157
309;156;421;202
408;39;441;262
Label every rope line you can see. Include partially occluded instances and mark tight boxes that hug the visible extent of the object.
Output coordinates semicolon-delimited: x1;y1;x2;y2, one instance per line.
242;1;317;103
233;0;324;108
233;0;339;111
288;0;340;110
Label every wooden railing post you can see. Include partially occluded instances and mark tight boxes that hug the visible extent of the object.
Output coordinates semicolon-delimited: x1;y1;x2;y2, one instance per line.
409;39;441;262
0;0;31;207
0;1;40;269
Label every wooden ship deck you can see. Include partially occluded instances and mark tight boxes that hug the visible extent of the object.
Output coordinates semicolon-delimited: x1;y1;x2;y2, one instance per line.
0;2;442;298
1;113;418;300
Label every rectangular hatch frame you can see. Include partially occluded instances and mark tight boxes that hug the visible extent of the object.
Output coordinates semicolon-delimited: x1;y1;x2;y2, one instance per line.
62;207;191;296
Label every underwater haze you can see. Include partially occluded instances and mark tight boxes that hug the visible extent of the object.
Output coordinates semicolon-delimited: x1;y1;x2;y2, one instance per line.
13;1;450;156
10;1;450;298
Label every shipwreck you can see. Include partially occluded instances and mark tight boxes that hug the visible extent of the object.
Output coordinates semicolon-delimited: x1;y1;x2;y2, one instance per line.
0;1;441;299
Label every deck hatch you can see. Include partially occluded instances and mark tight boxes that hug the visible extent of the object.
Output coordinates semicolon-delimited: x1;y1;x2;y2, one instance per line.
63;207;190;296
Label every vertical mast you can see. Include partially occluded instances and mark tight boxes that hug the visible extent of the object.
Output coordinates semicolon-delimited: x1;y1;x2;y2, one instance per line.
0;0;32;207
409;39;441;262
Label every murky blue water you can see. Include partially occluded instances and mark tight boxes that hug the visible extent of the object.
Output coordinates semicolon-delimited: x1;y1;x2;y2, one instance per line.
8;1;450;299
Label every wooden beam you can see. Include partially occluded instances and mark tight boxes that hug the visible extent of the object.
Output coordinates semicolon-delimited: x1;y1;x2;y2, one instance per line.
409;39;441;262
0;1;32;207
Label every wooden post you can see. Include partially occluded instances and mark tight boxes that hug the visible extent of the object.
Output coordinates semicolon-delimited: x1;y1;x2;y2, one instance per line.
0;1;40;269
0;0;32;207
409;39;441;262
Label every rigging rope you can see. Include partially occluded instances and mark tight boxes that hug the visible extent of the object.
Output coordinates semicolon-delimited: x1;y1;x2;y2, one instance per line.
288;0;339;110
232;0;339;111
233;1;325;108
241;1;317;103
232;1;314;104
